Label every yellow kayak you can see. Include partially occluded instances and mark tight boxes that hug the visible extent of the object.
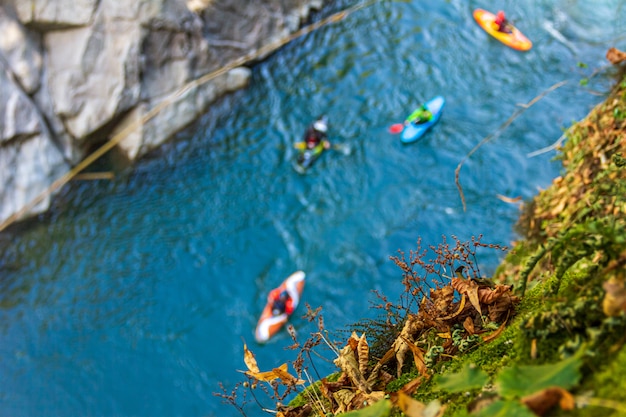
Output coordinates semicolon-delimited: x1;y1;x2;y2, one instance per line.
473;9;532;51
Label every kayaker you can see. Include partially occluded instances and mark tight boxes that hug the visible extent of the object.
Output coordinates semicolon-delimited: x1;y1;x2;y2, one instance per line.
270;289;294;316
303;115;330;150
494;10;512;33
407;105;432;125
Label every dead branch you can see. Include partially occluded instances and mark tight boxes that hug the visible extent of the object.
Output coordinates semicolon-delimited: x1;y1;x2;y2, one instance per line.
454;81;567;211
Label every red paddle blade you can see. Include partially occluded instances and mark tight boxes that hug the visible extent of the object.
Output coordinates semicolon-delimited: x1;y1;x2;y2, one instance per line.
388;123;404;134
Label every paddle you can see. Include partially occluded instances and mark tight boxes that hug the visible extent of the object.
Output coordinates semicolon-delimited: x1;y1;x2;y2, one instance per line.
294;140;348;153
388;123;406;134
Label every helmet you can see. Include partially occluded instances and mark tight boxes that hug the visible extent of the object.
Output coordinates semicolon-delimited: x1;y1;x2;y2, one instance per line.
313;116;328;133
280;290;289;299
496;10;505;20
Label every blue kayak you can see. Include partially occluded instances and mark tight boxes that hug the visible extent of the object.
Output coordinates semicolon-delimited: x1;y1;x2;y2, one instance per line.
400;96;445;144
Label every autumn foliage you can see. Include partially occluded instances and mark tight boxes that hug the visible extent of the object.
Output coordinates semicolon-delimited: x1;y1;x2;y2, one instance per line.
215;52;626;417
216;235;518;417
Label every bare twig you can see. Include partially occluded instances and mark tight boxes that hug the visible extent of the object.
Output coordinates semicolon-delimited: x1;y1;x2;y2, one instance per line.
454;81;568;211
527;133;567;157
73;172;115;180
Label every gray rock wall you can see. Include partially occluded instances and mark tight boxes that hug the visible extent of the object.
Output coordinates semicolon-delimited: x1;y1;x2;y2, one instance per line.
0;0;326;225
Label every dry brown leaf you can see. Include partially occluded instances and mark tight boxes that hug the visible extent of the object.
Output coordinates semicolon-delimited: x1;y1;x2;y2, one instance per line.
334;343;372;393
243;343;260;373
550;199;566;217
607;47;626;64
521;387;575;415
366;368;394;391
364;390;386;404
245;362;288;382
440;294;467;320
357;333;370;377
452;278;483;316
319;374;350;412
391;314;425;377
349;391;385;412
400;376;425;395
496;194;522;204
477;285;513;304
482;314;509;343
602;276;626;316
348;332;360;351
432;286;456;314
366;346;395;386
281;404;313;417
379;345;397;366
319;378;336;404
488;294;518;323
400;336;429;377
463;316;475;335
273;364;305;385
395;391;427;417
245;369;280;382
393;392;444;417
333;389;355;413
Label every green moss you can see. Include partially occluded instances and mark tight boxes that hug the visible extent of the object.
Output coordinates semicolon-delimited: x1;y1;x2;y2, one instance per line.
461;328;517;373
586;345;626;404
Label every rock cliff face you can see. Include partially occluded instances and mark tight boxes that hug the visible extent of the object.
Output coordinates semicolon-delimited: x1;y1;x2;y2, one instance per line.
0;0;325;225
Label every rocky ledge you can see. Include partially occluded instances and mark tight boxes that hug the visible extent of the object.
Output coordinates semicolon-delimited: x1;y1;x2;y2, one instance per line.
0;0;325;226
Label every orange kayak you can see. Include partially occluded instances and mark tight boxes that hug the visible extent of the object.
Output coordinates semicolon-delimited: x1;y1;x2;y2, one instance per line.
473;9;532;51
255;271;305;343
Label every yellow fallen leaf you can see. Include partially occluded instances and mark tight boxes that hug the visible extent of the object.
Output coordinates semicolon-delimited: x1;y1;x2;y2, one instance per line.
357;333;369;377
466;285;482;317
394;392;444;417
496;194;522;204
602;276;626;317
365;391;386;403
334;388;356;413
273;364;305;385
243;343;260;373
334;343;372;394
245;363;288;382
396;391;426;417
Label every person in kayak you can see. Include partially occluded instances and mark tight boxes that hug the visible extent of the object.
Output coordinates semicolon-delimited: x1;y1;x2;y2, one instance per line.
270;289;294;316
494;10;513;33
407;104;432;125
303;115;330;150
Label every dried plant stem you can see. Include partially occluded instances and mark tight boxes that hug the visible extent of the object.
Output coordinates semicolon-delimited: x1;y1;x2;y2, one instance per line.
317;331;341;357
455;81;567;212
303;370;328;416
527;133;567;157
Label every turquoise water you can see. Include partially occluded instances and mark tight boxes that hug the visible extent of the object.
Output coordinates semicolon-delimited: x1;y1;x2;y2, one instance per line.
1;1;624;416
